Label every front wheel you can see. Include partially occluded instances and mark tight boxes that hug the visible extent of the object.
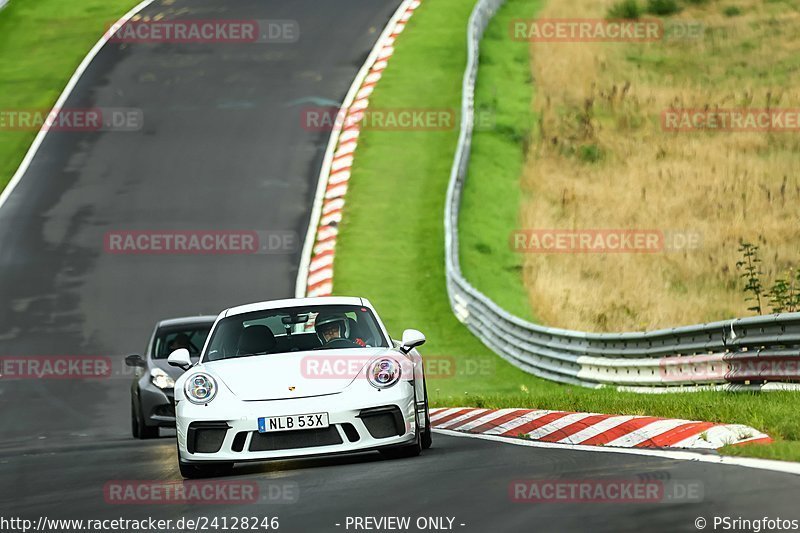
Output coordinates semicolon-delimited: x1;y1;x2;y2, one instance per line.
421;380;432;450
379;437;421;459
421;409;432;449
131;396;158;439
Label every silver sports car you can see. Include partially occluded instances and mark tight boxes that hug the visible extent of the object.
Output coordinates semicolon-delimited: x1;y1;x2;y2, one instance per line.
126;316;216;438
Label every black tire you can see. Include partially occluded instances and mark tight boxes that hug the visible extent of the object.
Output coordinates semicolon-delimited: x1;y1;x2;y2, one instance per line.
379;438;421;459
421;379;432;450
131;396;158;439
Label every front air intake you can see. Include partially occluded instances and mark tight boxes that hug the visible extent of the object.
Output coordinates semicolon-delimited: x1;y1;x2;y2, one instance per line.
187;421;230;454
358;406;404;439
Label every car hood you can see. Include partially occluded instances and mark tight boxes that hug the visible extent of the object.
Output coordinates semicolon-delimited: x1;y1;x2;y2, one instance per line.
200;347;402;401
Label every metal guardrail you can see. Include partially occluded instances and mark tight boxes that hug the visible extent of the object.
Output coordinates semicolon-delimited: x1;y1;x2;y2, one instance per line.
444;0;800;391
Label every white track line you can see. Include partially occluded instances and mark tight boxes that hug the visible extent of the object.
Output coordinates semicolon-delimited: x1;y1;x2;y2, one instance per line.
434;428;800;477
294;0;419;297
0;0;157;213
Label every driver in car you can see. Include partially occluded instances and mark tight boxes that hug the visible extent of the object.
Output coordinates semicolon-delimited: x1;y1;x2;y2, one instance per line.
169;333;191;352
315;313;367;347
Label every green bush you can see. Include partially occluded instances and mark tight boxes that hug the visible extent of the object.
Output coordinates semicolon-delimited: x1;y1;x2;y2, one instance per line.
607;0;642;19
646;0;681;15
578;144;603;163
723;5;742;16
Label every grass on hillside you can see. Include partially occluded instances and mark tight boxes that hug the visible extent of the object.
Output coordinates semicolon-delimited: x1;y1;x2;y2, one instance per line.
457;0;542;321
519;0;800;332
331;0;800;462
0;0;139;191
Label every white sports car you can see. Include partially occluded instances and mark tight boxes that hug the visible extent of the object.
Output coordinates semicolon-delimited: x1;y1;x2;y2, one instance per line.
169;296;431;478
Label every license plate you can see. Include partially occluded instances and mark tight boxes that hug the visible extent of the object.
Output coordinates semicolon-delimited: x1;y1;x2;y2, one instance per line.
258;412;329;433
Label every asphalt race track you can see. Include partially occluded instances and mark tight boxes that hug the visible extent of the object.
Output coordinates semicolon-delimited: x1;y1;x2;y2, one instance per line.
1;1;800;532
0;0;401;442
3;429;800;533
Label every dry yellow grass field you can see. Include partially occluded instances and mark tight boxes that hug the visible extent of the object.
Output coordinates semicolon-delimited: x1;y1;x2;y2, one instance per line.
520;0;800;331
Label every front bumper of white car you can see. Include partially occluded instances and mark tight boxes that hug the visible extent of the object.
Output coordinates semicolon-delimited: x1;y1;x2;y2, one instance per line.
176;380;418;463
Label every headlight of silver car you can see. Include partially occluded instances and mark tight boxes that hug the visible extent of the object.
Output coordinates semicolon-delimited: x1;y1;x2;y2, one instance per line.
367;358;401;389
150;367;175;390
184;373;217;404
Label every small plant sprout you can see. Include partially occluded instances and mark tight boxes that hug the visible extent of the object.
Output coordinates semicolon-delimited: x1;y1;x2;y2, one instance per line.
736;242;764;315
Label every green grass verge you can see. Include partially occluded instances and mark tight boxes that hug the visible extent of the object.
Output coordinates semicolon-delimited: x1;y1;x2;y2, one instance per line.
333;0;560;403
0;0;139;191
332;0;800;462
458;0;541;320
721;441;800;462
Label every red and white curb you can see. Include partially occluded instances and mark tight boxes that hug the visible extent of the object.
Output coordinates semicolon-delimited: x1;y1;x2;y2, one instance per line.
430;407;771;450
295;0;422;298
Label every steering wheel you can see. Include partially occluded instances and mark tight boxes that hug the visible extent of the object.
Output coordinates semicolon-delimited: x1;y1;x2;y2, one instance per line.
319;338;360;349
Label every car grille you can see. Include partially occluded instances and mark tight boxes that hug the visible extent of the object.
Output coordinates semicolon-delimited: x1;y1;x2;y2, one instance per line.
248;426;343;452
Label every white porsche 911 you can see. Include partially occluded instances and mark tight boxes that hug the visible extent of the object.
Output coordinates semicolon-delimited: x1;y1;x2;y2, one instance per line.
169;296;431;478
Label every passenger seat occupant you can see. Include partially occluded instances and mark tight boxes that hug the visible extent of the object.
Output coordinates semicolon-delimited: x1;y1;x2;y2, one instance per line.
237;325;276;355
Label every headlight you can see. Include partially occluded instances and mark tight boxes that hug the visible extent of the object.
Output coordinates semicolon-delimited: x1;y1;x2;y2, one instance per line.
150;367;175;390
184;373;217;404
367;358;401;389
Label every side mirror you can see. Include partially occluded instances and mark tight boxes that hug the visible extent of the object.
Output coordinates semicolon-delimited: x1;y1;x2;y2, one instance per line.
167;348;192;370
124;354;145;368
400;329;426;353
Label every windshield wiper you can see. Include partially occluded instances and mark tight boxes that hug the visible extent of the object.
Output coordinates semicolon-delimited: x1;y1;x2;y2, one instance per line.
233;351;269;358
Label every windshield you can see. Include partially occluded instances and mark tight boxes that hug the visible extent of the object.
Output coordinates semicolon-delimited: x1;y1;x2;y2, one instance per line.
152;324;212;359
204;304;388;362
